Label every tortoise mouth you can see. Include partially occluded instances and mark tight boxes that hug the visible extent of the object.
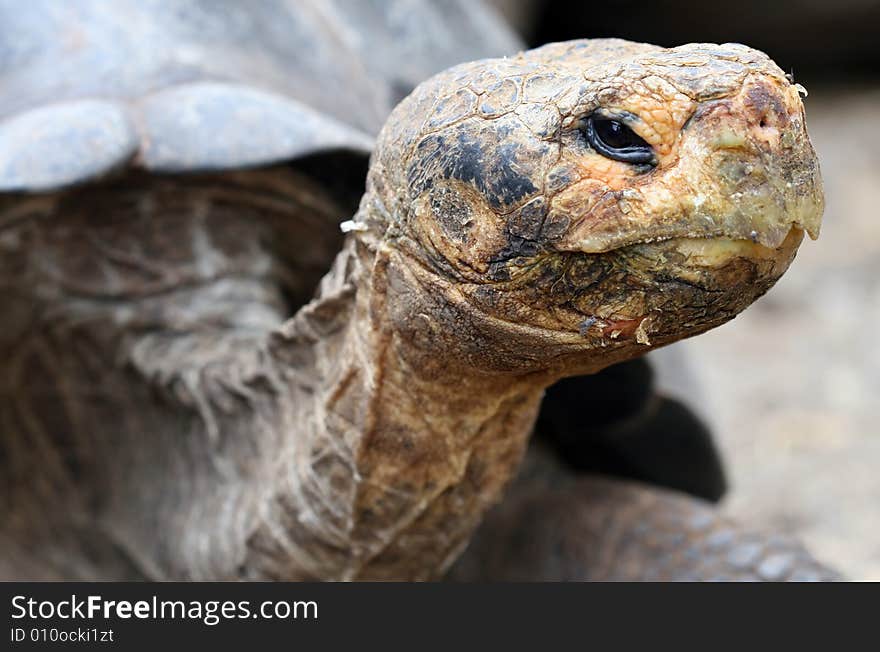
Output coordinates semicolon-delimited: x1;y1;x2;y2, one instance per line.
608;227;804;300
557;200;819;256
618;226;804;270
554;226;804;344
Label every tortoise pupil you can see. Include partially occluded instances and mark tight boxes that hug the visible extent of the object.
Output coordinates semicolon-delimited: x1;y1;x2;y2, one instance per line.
584;116;656;166
597;120;632;148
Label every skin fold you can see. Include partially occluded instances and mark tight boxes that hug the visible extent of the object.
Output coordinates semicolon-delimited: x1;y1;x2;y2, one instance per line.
0;40;825;580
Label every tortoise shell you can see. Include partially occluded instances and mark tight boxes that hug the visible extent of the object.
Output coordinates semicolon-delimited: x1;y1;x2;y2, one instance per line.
0;0;520;191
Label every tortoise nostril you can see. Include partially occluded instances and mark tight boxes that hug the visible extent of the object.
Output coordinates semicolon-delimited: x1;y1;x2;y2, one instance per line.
752;111;782;145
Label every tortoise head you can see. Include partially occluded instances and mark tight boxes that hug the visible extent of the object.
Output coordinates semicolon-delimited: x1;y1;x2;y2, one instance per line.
363;39;824;375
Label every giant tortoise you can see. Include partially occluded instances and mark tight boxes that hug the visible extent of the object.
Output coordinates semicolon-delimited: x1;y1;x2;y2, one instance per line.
0;0;833;580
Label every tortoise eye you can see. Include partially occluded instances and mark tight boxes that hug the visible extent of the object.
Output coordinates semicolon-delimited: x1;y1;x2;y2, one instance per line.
584;116;656;166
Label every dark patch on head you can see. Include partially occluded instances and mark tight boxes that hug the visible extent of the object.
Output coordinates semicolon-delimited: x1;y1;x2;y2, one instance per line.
446;133;537;209
408;119;541;212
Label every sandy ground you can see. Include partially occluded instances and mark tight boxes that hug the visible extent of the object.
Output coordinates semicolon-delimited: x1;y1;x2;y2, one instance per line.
655;87;880;580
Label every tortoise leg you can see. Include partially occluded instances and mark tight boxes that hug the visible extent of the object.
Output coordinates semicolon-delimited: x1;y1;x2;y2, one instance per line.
448;445;839;581
537;359;727;503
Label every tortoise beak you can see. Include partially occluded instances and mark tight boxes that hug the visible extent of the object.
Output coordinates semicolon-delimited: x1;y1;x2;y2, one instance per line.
682;75;824;249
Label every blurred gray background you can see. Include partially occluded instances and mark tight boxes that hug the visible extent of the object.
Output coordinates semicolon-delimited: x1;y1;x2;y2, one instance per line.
490;0;880;579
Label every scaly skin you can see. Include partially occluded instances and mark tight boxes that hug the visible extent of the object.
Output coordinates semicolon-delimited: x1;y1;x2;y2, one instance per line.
450;445;839;581
0;40;825;580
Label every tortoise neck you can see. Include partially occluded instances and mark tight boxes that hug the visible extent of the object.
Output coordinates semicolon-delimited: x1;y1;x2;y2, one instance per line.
260;236;546;580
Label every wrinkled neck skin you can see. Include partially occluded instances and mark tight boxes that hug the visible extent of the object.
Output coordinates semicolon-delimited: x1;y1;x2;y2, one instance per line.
253;235;542;581
251;192;657;582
